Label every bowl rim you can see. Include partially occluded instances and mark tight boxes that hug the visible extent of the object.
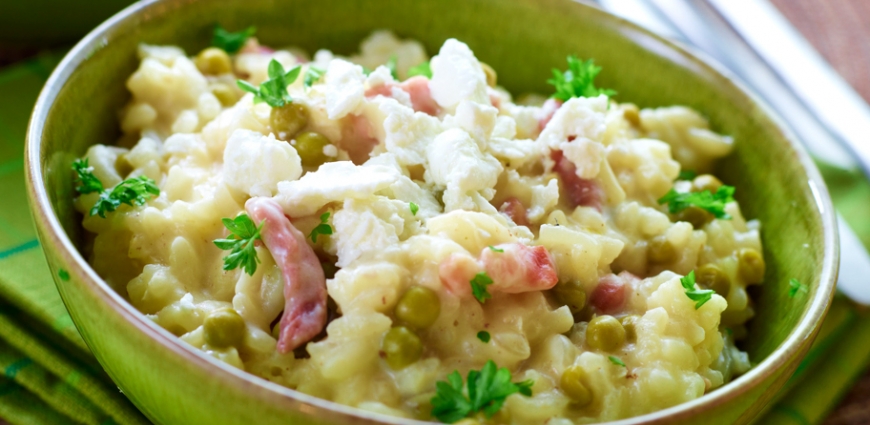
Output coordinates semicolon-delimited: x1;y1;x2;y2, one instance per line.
24;0;839;423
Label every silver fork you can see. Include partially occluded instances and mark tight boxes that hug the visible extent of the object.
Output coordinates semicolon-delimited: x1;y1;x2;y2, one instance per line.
593;0;870;305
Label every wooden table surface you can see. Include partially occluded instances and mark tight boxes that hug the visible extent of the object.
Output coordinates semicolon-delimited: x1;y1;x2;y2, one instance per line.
768;1;870;423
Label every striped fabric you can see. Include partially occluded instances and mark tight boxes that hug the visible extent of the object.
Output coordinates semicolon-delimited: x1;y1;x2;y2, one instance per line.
0;52;868;425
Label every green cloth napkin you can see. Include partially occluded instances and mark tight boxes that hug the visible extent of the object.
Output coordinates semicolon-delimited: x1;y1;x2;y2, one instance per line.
1;52;869;425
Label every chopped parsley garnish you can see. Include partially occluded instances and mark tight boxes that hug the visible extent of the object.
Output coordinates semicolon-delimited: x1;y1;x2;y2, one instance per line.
430;360;533;423
309;212;333;243
487;246;504;253
212;25;256;54
303;66;325;88
658;185;736;219
608;356;626;367
678;170;698;181
410;202;419;216
680;270;714;309
386;55;399;80
214;214;263;276
470;272;494;303
72;158;160;218
788;278;808;297
547;55;616;101
237;59;302;108
407;61;432;79
477;331;491;343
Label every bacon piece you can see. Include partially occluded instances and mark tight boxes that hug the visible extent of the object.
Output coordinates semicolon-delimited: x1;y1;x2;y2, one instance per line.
339;114;380;164
590;271;638;314
438;253;480;297
499;197;529;227
537;98;562;131
482;243;558;294
552;150;602;210
364;76;439;116
245;197;327;354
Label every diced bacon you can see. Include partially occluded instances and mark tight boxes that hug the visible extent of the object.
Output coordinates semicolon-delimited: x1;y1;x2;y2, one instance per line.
400;76;440;116
438;253;481;297
364;77;440;116
552;150;602;210
537;98;562;131
482;243;558;294
338;114;380;164
590;271;638;314
245;197;327;354
499;197;530;227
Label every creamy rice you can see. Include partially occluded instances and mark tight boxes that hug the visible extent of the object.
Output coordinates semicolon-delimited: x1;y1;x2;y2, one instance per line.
74;31;760;424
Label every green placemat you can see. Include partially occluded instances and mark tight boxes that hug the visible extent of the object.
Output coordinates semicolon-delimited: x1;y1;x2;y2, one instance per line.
0;52;868;425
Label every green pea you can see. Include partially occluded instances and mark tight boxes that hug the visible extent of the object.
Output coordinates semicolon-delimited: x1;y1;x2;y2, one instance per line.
738;248;765;283
211;83;238;106
691;174;723;193
619;315;641;343
395;286;441;329
382;326;423;370
586;315;625;352
673;205;713;229
195;47;232;75
480;62;497;87
293;131;332;167
270;103;309;138
203;308;246;348
647;236;676;264
552;280;587;314
696;264;731;296
560;365;593;406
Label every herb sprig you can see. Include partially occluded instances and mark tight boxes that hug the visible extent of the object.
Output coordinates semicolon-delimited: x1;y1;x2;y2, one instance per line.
309;212;333;243
678;170;698;181
214;214;263;276
385;55;399;80
680;270;715;309
409;202;419;216
477;331;491;343
72;158;160;218
658;185;736;219
407;61;432;78
788;278;808;297
303;66;325;88
237;59;302;108
547;55;616;101
608;356;626;367
431;360;533;423
470;272;494;303
212;25;256;54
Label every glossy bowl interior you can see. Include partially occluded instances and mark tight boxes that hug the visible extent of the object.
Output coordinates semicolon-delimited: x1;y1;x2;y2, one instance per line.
25;0;838;424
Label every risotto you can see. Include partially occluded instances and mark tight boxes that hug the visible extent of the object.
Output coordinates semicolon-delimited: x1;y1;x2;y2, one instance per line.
72;29;762;424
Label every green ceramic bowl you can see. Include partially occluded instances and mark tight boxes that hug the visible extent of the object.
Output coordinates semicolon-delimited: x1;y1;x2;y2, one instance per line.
25;0;838;424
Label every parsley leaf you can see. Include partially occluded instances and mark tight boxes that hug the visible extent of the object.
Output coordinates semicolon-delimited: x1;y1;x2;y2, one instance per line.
72;158;104;194
73;159;160;218
680;271;715;309
236;59;302;108
658;185;736;219
410;202;419;216
477;331;491;343
678;169;698;181
431;360;533;423
385;55;399;80
309;212;333;243
212;25;256;54
214;214;263;276
788;278;808;297
608;356;626;367
407;61;432;78
470;272;494;303
487;246;504;253
303;66;325;88
547;55;616;102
